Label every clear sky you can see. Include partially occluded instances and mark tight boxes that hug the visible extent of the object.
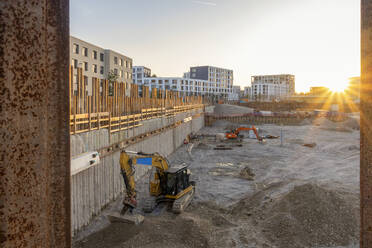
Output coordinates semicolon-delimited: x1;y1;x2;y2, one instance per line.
70;0;360;93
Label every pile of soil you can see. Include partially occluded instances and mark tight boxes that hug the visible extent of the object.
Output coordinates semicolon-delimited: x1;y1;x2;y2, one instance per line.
313;117;355;132
196;142;210;150
231;183;359;248
214;104;253;115
262;184;359;247
343;117;360;130
239;167;255;181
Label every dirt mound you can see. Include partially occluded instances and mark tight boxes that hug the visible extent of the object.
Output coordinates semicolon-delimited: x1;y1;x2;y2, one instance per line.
261;184;359;248
214;104;253;115
343;117;360;130
313;117;358;132
196;142;210;150
239;167;255;180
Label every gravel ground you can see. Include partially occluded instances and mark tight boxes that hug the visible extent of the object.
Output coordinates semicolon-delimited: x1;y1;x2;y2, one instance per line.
73;118;360;248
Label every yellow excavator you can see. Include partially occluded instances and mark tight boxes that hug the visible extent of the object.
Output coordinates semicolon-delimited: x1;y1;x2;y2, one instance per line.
114;150;195;221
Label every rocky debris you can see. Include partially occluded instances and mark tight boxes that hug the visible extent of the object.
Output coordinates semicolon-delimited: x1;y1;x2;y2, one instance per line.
239;167;255;180
303;143;316;148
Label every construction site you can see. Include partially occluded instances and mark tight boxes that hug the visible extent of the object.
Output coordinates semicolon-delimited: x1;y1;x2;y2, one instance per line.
72;104;360;248
3;2;372;248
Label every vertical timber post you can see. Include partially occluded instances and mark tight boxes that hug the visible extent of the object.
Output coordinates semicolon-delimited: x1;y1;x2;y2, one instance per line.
0;1;71;247
361;0;372;246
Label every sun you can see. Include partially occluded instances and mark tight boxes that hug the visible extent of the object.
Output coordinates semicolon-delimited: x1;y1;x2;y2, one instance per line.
327;78;349;93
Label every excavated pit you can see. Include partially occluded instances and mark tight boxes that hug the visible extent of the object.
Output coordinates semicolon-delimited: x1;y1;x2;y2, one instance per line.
73;105;360;248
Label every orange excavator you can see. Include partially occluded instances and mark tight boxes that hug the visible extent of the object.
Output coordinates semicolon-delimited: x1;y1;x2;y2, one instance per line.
225;126;263;141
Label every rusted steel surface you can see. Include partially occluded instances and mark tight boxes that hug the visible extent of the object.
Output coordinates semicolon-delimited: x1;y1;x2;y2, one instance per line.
361;0;372;247
0;1;70;247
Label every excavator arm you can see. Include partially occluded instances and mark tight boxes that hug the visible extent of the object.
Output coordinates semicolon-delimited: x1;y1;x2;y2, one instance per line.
119;151;169;214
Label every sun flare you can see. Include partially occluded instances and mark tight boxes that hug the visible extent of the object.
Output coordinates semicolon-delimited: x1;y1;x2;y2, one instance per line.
327;78;349;93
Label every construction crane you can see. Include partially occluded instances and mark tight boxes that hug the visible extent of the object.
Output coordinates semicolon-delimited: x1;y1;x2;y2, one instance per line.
225;126;264;141
117;151;195;218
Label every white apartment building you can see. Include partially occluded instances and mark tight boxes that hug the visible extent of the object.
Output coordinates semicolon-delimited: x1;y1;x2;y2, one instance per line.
251;74;295;101
244;86;252;97
132;65;232;97
133;66;151;85
70;36;133;95
189;66;234;96
228;86;241;101
142;77;215;96
183;72;191;79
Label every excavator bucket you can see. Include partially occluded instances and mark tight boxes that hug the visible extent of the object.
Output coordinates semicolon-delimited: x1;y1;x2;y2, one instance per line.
107;212;144;225
107;204;144;225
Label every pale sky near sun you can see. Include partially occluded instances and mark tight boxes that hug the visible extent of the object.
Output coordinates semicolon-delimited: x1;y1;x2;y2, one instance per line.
70;0;360;93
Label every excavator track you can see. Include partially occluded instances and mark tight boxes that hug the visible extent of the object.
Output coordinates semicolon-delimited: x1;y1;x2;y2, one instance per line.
172;186;195;214
143;197;157;213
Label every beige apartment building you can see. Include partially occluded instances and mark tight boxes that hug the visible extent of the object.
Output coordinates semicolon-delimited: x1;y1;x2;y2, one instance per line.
70;36;133;95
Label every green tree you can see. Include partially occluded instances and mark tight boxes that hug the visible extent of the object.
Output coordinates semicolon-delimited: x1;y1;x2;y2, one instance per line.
107;70;118;96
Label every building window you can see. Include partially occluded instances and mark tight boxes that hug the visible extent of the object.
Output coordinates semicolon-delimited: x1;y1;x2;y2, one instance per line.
84;62;88;71
83;47;88;56
114;68;118;75
92;50;97;60
100;53;104;62
73;43;79;54
72;59;78;68
114;57;118;65
92;64;97;73
120;59;123;66
100;66;104;75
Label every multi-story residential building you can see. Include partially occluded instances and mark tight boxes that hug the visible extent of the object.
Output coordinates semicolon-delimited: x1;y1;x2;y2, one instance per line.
189;66;234;96
70;36;133;95
251;74;295;101
133;66;151;85
183;72;191;79
244;86;252;97
228;86;241;101
131;65;233;97
132;66;151;95
142;77;212;96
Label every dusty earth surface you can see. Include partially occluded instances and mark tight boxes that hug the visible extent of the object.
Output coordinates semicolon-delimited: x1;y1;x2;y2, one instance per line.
73;106;360;248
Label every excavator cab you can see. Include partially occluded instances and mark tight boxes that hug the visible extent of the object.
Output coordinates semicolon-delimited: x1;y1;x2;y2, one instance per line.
144;165;195;213
164;166;192;196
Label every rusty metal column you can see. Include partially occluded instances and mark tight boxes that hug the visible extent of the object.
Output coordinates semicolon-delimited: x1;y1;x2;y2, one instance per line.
0;1;70;247
361;0;372;247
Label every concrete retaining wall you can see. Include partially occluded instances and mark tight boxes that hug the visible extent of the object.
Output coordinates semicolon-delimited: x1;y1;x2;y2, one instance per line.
70;109;204;235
